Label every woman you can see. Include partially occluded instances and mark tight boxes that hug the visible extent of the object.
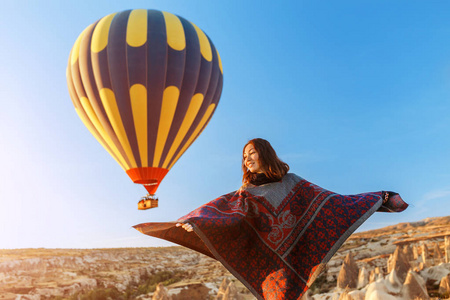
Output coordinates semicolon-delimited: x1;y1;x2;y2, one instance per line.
177;138;291;232
135;138;407;300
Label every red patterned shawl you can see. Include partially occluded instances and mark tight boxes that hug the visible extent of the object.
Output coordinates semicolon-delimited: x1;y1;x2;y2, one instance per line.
134;173;408;299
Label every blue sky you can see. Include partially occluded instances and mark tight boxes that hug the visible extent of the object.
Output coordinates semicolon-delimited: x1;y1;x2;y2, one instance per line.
1;1;450;248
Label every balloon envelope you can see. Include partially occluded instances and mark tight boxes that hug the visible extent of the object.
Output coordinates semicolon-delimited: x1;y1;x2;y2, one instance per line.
67;9;223;195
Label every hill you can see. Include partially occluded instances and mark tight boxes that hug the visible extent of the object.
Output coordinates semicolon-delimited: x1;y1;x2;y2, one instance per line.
1;216;449;299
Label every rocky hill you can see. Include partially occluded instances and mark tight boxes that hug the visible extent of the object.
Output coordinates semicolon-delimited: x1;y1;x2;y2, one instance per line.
308;215;450;300
1;216;449;300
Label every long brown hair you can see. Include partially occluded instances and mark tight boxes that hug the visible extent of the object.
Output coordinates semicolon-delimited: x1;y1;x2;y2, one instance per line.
242;138;289;185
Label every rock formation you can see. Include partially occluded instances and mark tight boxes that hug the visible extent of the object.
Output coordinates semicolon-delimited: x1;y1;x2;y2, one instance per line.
439;273;450;296
336;289;365;300
216;278;241;300
356;266;368;289
387;246;410;282
401;270;430;300
172;284;210;300
222;281;241;300
420;265;450;286
0;248;229;300
418;262;426;272
422;243;430;266
368;269;374;283
403;244;414;261
445;236;450;263
384;269;402;295
434;242;443;259
337;252;358;289
3;216;450;300
152;283;172;300
413;244;420;260
365;281;398;300
337;289;350;300
367;268;382;283
216;278;231;300
300;289;312;300
16;296;41;300
346;290;365;300
374;267;383;280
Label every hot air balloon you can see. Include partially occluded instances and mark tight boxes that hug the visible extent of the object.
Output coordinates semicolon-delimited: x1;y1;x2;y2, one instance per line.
66;9;223;209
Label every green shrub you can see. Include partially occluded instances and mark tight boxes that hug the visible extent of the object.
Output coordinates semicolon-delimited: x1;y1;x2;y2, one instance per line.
136;269;187;294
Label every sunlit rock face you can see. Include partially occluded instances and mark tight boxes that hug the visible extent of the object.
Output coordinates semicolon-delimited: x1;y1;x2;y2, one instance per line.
310;217;450;299
337;289;350;300
401;270;430;300
387;246;411;283
385;269;402;295
364;281;398;300
222;281;241;300
337;252;359;289
445;236;450;263
403;244;414;261
356;266;369;289
346;290;365;300
215;278;241;300
337;289;365;300
413;244;420;260
216;278;231;300
422;243;431;267
434;242;443;259
153;283;172;300
439;273;450;295
368;269;377;284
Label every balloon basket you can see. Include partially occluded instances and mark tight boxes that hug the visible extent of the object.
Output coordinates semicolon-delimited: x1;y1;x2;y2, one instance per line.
138;194;158;210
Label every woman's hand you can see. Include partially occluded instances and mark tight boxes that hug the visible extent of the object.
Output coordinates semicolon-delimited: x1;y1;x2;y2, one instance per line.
176;223;194;232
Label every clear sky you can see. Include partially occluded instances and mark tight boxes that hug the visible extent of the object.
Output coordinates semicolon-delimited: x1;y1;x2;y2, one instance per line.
1;0;450;249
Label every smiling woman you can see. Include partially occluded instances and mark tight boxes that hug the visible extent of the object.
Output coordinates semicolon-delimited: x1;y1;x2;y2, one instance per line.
243;143;262;173
135;138;408;299
242;138;289;186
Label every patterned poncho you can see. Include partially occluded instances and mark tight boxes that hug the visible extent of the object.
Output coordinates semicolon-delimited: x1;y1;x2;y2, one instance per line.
134;173;408;300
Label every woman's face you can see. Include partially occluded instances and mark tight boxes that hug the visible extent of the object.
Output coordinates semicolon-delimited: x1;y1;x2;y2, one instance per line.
243;144;263;173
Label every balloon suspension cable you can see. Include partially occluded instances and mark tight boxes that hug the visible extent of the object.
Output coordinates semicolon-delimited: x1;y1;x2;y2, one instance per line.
141;194;158;200
138;193;159;210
